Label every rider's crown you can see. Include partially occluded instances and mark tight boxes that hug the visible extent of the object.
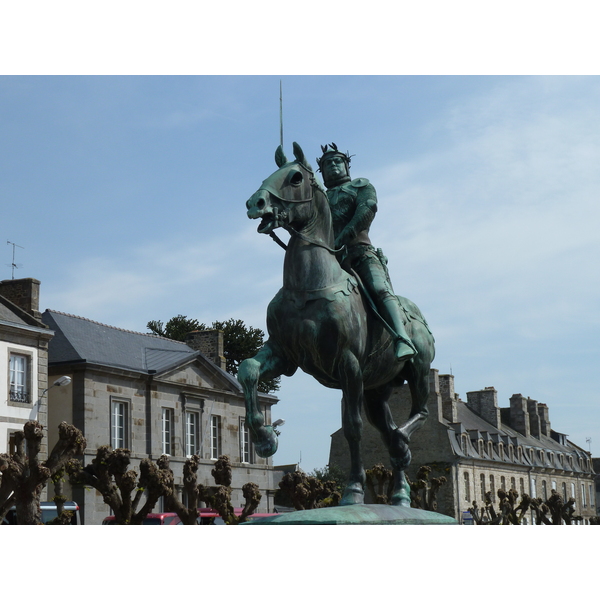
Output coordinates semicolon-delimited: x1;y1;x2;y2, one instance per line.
316;143;352;172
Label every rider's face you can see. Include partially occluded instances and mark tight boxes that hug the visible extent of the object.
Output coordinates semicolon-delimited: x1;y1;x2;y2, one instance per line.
322;156;347;181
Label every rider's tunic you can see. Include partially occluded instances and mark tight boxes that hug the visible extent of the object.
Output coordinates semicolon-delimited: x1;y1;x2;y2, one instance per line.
327;178;396;303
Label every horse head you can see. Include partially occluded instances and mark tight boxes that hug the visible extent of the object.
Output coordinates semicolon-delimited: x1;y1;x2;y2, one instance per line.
246;142;328;237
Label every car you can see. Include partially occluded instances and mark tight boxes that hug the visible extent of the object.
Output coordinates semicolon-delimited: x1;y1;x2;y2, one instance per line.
102;512;183;525
2;501;81;525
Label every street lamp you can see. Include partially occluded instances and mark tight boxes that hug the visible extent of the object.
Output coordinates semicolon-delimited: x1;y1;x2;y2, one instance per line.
31;376;72;421
41;376;72;398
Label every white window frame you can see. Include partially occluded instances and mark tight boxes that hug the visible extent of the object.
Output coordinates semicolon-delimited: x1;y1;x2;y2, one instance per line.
8;351;32;404
240;419;253;464
162;407;174;455
111;399;129;449
185;410;200;457
210;415;222;460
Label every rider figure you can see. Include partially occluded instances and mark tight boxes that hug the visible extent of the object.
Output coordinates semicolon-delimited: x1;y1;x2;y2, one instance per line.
317;143;417;361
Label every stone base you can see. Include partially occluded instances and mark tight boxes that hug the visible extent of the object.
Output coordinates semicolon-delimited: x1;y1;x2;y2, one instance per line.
243;504;457;525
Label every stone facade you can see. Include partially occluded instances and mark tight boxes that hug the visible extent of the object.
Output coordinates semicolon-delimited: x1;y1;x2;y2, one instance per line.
0;278;53;458
329;369;596;524
43;310;279;524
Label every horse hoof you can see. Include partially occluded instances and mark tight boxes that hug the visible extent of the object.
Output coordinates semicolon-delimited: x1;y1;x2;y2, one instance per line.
391;478;411;507
253;426;278;458
340;485;365;506
391;496;411;508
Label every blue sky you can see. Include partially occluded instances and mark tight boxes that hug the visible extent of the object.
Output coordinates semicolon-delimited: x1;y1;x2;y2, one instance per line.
2;75;599;474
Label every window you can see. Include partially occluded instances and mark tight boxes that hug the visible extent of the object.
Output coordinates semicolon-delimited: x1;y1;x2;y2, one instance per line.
463;472;471;502
551;480;557;493
542;480;547;501
240;420;253;464
9;353;30;403
185;411;200;457
489;475;495;497
480;473;486;500
210;415;222;459
520;478;525;496
162;408;173;455
461;435;468;455
111;399;128;449
500;476;506;491
510;477;516;492
571;483;576;505
590;485;595;507
531;478;537;498
582;483;587;508
562;482;567;500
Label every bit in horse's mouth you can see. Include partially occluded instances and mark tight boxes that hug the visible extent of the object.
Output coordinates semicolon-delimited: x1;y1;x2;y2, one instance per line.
257;214;275;234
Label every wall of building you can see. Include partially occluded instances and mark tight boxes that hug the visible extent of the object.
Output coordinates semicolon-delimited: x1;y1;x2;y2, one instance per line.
47;361;276;524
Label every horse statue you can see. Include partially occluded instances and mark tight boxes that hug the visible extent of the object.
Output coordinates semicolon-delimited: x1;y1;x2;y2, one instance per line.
238;142;435;506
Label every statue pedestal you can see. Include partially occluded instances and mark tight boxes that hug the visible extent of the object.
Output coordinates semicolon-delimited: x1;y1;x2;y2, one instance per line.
243;504;457;525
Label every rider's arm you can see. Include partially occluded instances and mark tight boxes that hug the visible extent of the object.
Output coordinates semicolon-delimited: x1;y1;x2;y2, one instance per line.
335;183;377;248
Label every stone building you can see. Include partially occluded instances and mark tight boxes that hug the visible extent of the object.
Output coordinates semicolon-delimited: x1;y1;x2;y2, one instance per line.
329;369;596;523
42;309;279;524
0;278;53;458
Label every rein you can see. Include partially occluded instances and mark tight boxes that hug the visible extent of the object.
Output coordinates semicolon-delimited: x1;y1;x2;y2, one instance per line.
268;177;345;255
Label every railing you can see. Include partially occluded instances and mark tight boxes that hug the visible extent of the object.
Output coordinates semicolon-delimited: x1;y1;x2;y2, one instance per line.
9;390;30;403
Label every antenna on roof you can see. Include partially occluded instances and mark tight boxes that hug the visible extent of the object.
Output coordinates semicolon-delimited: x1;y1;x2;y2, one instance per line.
7;240;24;279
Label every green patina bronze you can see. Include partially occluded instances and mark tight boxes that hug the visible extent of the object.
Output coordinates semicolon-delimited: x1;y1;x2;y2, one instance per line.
238;142;435;508
242;504;456;525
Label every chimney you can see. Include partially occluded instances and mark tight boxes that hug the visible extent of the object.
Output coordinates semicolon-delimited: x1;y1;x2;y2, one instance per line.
467;387;501;428
0;278;42;320
185;329;227;371
509;394;531;437
537;403;551;437
439;373;459;423
527;399;541;438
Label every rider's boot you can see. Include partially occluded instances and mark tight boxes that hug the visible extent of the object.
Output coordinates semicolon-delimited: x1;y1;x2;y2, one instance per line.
381;297;418;361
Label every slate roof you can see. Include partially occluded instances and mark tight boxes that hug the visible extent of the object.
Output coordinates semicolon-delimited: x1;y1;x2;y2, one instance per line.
42;310;199;375
0;294;48;329
448;401;590;471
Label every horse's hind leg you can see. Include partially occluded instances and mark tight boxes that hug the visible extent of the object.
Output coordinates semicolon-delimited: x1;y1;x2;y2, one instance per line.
364;385;412;507
339;351;367;506
398;358;430;442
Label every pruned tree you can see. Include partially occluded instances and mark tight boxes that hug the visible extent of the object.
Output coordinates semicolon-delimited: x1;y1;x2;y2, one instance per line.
407;466;447;512
0;420;86;525
161;454;261;524
365;463;394;504
469;488;583;525
65;445;173;524
277;469;341;510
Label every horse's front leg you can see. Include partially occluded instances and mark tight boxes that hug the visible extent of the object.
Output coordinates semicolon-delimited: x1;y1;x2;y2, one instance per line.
339;351;366;506
238;341;294;458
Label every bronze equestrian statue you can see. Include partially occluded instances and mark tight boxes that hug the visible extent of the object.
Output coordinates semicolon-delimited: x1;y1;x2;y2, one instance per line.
238;142;435;506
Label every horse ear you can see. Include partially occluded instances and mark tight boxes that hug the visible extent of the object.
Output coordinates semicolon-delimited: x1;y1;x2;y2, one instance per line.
275;145;287;167
292;142;312;170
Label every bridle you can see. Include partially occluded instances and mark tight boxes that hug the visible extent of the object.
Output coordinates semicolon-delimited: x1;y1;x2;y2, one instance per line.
265;165;345;255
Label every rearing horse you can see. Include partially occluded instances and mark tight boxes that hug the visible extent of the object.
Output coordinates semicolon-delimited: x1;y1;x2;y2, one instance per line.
238;142;435;506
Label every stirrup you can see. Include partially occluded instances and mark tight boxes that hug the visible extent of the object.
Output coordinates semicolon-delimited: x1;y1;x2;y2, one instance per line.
395;339;416;361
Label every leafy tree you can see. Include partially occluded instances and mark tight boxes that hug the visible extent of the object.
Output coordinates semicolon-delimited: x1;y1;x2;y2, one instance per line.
147;315;280;393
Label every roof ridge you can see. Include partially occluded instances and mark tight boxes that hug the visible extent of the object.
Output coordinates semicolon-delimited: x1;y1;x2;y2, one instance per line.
44;309;188;344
